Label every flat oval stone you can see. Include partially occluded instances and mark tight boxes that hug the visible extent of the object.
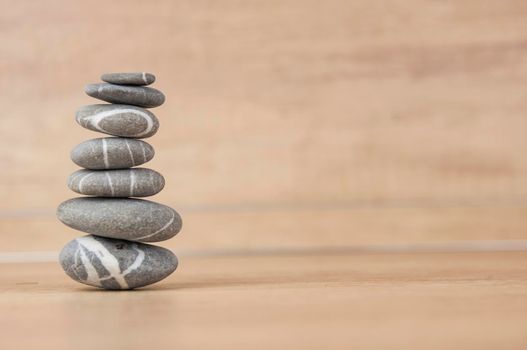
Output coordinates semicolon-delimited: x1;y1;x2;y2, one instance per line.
101;72;155;86
85;83;165;108
68;168;165;197
71;137;154;170
76;104;159;138
60;235;177;290
57;197;182;242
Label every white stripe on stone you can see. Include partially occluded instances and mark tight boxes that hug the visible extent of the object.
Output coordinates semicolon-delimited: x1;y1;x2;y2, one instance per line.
101;138;110;168
105;171;115;196
125;139;136;166
69;172;85;187
140;142;147;162
99;243;145;282
77;243;102;287
135;210;176;241
74;237;147;289
76;236;129;289
129;170;135;196
71;248;81;280
81;108;154;137
121;244;145;275
142;72;148;84
77;173;95;192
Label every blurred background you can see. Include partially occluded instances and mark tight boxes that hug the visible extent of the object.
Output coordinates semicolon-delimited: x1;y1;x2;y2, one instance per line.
1;0;527;254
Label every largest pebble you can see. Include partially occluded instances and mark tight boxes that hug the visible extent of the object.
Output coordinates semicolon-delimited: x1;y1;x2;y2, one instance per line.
57;197;182;242
101;72;156;86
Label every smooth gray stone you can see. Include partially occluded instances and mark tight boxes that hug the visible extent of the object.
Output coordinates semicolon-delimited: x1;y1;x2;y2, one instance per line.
76;104;159;138
71;137;154;170
57;197;182;242
101;72;155;86
60;235;177;290
85;83;165;108
68;168;165;197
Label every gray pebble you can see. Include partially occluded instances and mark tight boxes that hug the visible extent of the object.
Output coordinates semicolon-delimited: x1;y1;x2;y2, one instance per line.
101;72;155;86
76;104;159;138
68;168;165;197
85;83;165;108
71;137;154;170
57;197;182;242
60;235;177;290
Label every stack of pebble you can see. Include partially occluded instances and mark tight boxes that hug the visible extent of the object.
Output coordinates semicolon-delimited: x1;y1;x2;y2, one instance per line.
57;72;182;290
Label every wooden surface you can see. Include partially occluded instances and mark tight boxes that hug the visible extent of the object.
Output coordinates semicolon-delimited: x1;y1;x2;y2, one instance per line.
2;0;527;248
1;251;527;349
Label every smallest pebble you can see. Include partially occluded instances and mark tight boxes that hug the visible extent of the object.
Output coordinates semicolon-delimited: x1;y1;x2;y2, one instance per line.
101;72;156;86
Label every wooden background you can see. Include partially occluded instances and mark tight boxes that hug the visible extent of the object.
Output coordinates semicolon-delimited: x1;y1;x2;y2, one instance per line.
1;0;527;252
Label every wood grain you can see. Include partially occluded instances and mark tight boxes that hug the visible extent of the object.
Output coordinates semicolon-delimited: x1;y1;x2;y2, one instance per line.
1;251;527;349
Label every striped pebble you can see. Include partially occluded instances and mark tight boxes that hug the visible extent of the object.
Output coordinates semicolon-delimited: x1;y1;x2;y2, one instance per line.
60;235;177;290
68;168;165;197
101;72;155;86
57;197;182;242
85;83;165;108
71;137;154;170
76;104;159;138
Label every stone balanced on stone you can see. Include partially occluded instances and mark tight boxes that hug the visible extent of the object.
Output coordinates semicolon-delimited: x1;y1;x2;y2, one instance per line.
57;72;182;290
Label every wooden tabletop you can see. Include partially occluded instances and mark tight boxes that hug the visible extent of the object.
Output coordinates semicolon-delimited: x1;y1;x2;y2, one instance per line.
1;251;526;350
